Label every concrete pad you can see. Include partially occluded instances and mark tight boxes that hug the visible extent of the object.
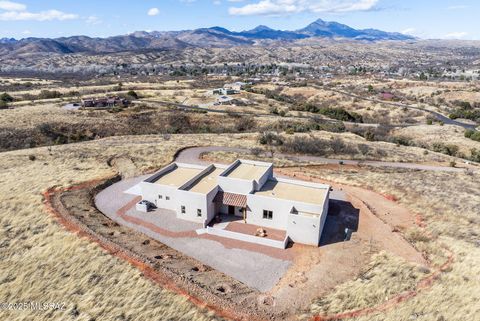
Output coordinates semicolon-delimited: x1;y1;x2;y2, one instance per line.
95;176;292;292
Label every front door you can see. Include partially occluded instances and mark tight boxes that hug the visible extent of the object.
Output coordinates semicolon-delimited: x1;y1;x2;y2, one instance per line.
228;205;235;215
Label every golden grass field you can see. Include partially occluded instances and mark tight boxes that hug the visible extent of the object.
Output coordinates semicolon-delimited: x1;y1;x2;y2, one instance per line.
0;134;256;321
0;132;479;320
298;165;480;321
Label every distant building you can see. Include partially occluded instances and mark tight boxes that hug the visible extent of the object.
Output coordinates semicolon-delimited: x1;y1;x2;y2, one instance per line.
224;81;248;91
379;92;395;101
81;96;129;108
213;88;237;95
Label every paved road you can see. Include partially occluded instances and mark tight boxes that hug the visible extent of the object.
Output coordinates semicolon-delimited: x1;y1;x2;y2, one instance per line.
176;146;475;173
312;85;478;130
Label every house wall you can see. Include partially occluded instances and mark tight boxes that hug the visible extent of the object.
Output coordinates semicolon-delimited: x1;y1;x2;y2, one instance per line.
218;176;254;194
246;194;291;229
287;213;321;246
138;181;178;211
247;191;329;246
176;190;208;224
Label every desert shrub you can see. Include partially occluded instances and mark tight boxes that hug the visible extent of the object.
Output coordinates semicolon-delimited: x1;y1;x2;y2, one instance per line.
364;130;375;141
38;90;62;99
250;147;263;156
390;136;414;146
449;108;480;122
330;137;348;154
280;136;355;156
166;113;191;133
269;106;279;115
432;142;459;157
234;116;256;132
318;107;363;123
281;136;328;155
0;100;7;109
464;129;480;142
0;92;13;102
258;132;284;146
358;143;370;155
470;148;480;162
126;90;139;99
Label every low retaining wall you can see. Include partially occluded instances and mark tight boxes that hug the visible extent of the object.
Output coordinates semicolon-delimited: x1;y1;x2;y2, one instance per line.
206;226;289;249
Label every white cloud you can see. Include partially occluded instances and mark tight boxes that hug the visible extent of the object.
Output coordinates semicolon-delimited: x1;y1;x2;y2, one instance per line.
147;7;160;16
447;5;468;10
229;0;379;16
0;2;78;21
444;31;468;39
0;10;78;21
86;15;101;25
0;1;26;11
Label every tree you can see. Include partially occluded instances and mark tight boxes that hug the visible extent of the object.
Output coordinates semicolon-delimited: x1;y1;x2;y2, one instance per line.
0;92;13;102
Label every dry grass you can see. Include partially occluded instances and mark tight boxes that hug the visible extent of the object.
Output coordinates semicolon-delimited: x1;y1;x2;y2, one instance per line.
393;124;480;157
297;166;480;320
1;129;479;320
309;252;427;316
0;133;257;321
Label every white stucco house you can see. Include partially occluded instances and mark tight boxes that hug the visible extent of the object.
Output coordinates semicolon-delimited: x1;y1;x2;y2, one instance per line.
131;159;330;248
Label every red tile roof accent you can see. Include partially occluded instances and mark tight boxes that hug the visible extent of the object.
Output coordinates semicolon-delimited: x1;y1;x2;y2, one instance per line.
213;191;247;207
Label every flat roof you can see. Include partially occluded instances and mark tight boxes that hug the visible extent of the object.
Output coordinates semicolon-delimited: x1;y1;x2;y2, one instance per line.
186;167;224;193
225;162;269;181
255;180;328;205
154;166;203;188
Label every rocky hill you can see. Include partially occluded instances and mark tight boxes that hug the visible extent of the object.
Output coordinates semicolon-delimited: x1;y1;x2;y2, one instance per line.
0;19;414;57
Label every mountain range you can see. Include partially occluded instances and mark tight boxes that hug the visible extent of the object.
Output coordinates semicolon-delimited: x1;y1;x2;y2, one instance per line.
0;19;415;56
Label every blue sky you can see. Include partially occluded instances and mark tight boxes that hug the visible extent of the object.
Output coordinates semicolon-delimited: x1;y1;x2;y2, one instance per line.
0;0;477;40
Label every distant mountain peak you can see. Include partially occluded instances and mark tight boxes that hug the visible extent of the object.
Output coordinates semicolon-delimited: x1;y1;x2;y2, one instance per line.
249;25;274;32
0;19;415;56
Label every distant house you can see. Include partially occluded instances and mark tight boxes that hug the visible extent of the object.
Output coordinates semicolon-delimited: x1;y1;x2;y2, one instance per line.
379;92;395;101
224;81;247;91
81;96;129;108
213;88;236;95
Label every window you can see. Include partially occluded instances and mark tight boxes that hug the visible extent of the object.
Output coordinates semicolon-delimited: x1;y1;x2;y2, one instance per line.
181;206;185;214
158;195;163;199
166;196;170;200
197;209;202;217
263;210;273;220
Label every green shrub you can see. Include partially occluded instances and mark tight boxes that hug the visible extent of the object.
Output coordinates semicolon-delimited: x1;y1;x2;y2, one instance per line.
432;142;459;156
318;107;363;123
465;129;480;142
126;90;139;100
0;92;13;102
258;132;284;146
